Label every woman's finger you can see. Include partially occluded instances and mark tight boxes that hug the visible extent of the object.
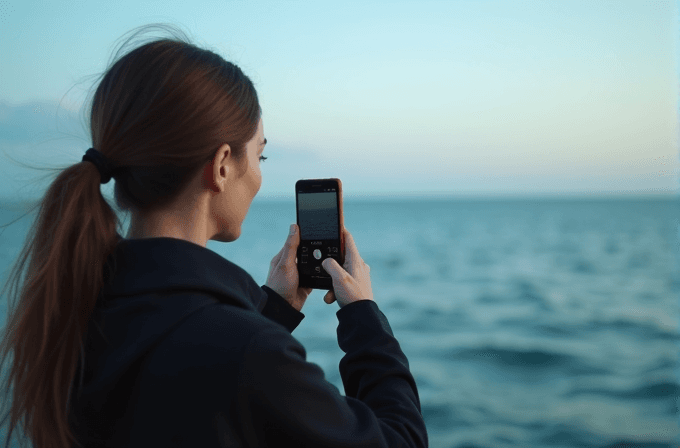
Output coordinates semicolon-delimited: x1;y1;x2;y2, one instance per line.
342;229;356;263
270;246;284;267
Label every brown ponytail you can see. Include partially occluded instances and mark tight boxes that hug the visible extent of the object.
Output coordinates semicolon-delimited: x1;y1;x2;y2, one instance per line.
0;22;261;448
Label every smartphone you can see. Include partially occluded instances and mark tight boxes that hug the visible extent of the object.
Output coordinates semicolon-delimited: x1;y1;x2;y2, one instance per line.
295;178;345;290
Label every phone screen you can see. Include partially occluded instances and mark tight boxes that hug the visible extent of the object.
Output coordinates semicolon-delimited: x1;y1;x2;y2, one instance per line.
297;191;339;240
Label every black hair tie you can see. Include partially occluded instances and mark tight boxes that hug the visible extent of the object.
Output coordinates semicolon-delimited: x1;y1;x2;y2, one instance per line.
82;148;117;184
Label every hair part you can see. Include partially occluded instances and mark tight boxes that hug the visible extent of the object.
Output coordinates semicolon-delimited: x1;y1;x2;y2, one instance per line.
0;22;261;448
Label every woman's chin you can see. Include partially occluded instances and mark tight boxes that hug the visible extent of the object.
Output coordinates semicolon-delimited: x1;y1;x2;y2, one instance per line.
212;227;240;243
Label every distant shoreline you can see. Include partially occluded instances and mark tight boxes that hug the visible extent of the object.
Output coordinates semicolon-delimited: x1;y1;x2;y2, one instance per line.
0;193;678;210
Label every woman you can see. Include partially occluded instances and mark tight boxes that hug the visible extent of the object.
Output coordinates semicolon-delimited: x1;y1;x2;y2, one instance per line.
0;24;427;448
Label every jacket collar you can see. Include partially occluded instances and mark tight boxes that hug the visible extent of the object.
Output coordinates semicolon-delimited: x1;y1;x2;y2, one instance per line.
101;236;267;312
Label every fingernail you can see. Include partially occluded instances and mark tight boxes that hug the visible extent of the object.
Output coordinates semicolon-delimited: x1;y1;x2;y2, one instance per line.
290;224;296;235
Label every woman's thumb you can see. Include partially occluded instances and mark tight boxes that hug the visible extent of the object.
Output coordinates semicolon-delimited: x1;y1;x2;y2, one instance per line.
321;258;337;278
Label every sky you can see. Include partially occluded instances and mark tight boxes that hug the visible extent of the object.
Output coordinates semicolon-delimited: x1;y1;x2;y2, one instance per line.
0;0;678;201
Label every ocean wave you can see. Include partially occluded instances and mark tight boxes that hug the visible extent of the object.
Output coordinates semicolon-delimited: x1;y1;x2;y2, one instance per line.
564;380;680;401
448;345;610;376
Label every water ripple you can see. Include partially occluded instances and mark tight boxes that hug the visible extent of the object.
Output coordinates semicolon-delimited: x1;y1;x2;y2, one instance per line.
564;380;680;400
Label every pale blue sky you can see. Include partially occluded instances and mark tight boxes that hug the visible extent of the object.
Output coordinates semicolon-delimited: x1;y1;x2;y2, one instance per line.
0;0;678;201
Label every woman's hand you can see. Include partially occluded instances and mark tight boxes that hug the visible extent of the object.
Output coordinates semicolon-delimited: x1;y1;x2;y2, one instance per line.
265;224;313;312
321;227;373;308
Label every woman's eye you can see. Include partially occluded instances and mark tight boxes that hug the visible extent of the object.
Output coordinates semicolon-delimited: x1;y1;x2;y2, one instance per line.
259;156;267;162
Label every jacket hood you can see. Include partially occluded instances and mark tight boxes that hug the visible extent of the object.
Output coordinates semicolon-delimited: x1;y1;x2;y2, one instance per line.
72;236;269;407
102;236;267;312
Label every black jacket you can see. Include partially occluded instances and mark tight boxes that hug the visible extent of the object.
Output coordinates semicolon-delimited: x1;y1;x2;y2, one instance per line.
68;237;428;447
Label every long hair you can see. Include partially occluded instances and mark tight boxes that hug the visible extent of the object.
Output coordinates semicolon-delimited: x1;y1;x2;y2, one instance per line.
0;23;261;448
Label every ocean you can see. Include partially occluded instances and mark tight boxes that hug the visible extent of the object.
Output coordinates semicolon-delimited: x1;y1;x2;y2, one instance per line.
0;196;678;448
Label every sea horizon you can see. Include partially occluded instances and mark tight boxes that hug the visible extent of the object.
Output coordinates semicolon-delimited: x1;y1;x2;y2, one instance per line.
0;191;677;210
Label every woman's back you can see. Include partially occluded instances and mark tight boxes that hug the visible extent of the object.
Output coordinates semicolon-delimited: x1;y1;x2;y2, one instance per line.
67;237;427;447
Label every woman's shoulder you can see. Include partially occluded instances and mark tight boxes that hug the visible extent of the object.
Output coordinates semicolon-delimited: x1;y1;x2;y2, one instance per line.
153;300;294;357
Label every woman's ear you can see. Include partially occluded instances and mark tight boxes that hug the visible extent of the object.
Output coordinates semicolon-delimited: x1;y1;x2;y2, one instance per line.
206;144;231;192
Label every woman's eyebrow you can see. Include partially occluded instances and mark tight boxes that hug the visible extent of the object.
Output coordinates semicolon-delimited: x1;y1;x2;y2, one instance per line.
261;138;267;146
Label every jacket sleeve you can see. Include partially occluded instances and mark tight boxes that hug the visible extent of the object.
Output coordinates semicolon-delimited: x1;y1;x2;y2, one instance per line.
235;299;428;448
259;285;305;333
